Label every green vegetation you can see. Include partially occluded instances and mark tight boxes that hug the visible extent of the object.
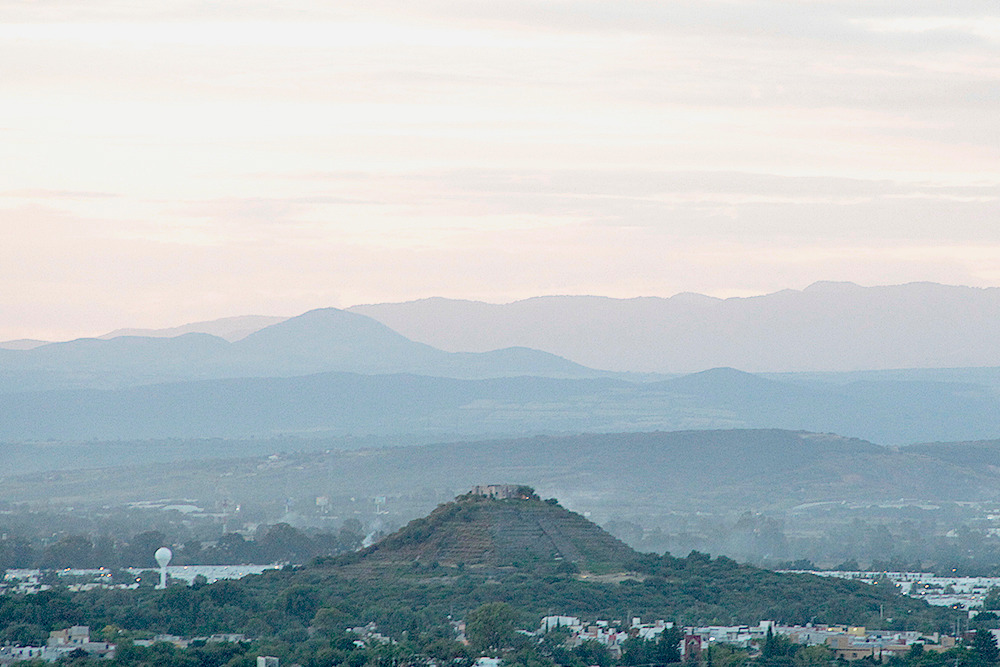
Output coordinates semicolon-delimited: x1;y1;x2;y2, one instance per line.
0;523;364;571
0;497;959;646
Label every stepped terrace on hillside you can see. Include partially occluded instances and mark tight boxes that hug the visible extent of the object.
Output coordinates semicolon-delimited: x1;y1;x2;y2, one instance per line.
348;487;638;574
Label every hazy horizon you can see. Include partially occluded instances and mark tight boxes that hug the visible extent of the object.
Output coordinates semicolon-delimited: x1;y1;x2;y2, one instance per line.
4;279;999;344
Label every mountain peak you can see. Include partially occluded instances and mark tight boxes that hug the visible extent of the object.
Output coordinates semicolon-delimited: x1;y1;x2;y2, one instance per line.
802;280;861;292
667;367;773;390
237;307;419;351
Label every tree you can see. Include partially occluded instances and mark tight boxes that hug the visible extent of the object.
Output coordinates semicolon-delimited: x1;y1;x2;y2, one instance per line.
655;626;683;665
339;519;365;552
39;535;94;569
423;637;471;663
976;613;1000;631
0;623;46;646
120;531;168;568
0;536;35;571
258;523;315;564
575;639;612;667
282;585;321;624
906;643;925;662
312;606;350;637
465;602;518;655
212;533;258;564
620;638;651;666
760;628;796;667
974;630;999;666
793;644;833;667
708;643;751;667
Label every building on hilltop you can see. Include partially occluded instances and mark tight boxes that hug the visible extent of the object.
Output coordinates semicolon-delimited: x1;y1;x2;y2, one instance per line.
470;484;538;500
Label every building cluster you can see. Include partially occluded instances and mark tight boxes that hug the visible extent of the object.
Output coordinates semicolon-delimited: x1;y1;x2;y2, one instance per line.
782;570;1000;611
469;485;535;500
0;626;114;665
346;623;392;647
131;633;248;649
0;626;255;665
767;624;957;662
1;569;49;594
0;615;975;665
536;616;965;663
538;616;674;656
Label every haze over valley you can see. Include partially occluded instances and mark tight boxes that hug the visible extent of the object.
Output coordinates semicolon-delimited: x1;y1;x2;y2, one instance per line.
5;281;1000;575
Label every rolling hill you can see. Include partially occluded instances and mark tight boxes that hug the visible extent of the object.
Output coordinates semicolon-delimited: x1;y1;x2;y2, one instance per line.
5;429;997;515
2;366;998;446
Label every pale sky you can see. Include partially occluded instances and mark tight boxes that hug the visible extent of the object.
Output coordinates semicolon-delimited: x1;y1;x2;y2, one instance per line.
2;0;999;341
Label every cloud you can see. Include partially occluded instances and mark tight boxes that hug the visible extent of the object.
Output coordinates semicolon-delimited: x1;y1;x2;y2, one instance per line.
0;0;998;338
1;189;118;199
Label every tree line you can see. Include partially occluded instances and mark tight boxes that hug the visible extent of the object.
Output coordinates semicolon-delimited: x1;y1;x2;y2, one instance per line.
0;522;366;571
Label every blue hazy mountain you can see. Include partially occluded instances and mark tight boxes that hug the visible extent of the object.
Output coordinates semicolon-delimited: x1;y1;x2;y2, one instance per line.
3;289;1000;448
1;366;998;445
0;373;625;441
349;282;1000;373
0;307;605;393
98;314;286;342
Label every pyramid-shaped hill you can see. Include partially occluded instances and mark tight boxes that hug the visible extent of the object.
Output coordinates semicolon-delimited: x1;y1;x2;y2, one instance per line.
354;488;637;573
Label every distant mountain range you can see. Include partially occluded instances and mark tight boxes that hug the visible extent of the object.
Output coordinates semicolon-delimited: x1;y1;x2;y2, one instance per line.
2;366;999;446
350;281;1000;373
7;281;1000;374
2;281;1000;447
98;314;287;342
0;307;604;393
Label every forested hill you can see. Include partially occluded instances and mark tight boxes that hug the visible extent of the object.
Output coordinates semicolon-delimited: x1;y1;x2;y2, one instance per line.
0;495;955;649
303;494;953;628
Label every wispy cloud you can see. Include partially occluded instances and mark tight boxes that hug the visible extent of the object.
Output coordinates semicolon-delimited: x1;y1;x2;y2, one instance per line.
1;0;998;338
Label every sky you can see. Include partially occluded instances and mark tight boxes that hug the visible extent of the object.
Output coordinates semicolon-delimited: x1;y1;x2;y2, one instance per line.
2;0;998;341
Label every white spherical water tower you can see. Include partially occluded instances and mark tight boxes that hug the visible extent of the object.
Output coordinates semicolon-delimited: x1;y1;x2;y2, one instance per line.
155;546;172;589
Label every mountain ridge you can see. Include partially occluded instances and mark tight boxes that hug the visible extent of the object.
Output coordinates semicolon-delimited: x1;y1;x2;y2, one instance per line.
0;307;608;393
99;314;287;342
7;281;1000;374
2;365;999;445
348;282;1000;373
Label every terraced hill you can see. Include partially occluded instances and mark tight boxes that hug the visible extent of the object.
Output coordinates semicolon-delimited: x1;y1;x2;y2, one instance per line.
301;491;957;630
356;492;636;573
